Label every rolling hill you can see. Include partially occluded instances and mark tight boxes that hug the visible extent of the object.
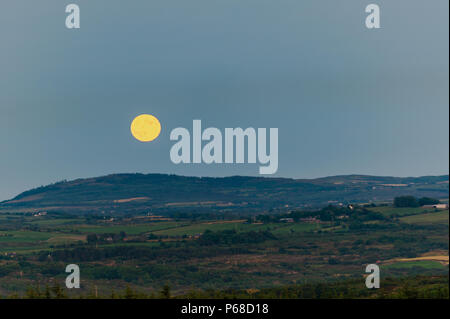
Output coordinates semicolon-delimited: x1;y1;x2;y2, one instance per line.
0;173;448;215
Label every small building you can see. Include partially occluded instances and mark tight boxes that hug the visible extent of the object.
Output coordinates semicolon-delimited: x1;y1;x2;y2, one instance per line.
300;217;318;223
33;211;47;217
279;218;294;223
423;204;448;209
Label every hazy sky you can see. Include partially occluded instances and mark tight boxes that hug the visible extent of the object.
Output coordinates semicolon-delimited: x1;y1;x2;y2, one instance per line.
0;0;448;200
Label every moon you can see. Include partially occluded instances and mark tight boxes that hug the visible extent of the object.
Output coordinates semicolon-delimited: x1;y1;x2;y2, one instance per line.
130;114;161;142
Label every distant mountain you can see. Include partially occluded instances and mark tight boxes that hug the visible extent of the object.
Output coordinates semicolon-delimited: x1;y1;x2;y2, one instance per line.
0;174;448;215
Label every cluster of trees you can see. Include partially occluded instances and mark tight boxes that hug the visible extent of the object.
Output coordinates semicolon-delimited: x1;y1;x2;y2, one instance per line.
9;275;448;299
198;229;276;246
166;211;247;221
394;196;440;208
256;205;385;224
38;244;251;262
86;232;127;244
8;283;172;299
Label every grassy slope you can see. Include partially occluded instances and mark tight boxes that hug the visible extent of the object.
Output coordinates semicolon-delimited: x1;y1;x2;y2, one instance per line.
400;210;449;224
368;206;434;216
1;174;448;214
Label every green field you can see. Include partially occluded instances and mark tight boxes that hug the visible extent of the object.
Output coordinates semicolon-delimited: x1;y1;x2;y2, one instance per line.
0;203;448;298
151;221;321;236
0;229;86;254
271;222;320;235
368;206;434;217
77;221;190;235
26;218;80;226
400;210;449;224
153;221;264;236
384;260;447;270
0;230;56;243
0;217;323;254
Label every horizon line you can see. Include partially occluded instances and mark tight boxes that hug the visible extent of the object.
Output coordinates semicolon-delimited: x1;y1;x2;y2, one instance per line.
2;171;448;203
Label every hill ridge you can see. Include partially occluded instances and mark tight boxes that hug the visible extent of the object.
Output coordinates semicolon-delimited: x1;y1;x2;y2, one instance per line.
1;173;448;215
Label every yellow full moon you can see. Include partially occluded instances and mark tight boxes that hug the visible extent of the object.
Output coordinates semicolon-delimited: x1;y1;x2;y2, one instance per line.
130;114;161;142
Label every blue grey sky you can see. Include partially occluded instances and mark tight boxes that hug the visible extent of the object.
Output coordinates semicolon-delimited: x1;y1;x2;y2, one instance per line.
0;0;448;201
